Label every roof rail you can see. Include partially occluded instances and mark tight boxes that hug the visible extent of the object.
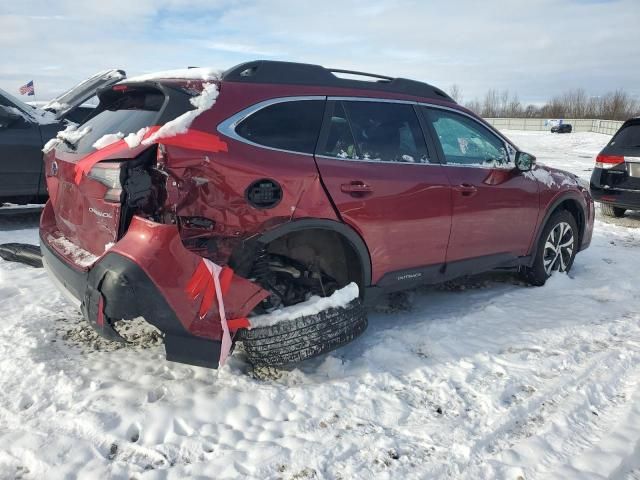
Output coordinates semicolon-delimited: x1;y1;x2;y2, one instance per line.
221;60;454;103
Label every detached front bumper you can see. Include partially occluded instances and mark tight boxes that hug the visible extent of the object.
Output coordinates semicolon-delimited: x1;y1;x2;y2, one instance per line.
41;211;268;369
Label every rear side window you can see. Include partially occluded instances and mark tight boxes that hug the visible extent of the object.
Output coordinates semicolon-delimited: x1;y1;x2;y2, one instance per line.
321;101;430;163
60;89;166;155
236;100;324;154
608;122;640;153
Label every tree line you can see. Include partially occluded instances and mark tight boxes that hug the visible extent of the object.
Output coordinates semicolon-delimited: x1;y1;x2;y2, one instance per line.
449;85;640;121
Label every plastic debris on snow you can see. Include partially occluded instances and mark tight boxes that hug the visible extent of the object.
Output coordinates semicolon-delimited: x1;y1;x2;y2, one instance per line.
142;83;219;145
249;282;359;329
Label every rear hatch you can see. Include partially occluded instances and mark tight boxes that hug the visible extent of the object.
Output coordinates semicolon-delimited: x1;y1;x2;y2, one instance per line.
43;82;197;266
595;119;640;191
43;69;126;122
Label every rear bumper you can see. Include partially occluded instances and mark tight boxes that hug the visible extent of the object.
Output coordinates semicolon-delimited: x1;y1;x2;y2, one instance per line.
41;236;224;368
590;185;640;210
40;206;269;369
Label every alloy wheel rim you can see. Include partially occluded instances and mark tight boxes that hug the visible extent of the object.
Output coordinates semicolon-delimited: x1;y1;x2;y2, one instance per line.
543;222;574;275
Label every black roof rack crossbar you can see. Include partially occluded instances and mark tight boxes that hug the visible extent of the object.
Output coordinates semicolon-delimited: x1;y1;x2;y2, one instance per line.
221;60;454;103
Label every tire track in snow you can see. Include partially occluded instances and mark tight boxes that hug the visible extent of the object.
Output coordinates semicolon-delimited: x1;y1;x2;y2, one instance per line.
464;316;640;478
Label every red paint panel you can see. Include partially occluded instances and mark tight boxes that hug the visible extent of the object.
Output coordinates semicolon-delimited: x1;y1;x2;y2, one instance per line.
73;126;228;184
110;216;269;340
443;166;540;262
314;159;452;282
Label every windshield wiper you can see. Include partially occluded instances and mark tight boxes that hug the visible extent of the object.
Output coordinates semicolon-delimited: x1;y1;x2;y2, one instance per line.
59;137;77;150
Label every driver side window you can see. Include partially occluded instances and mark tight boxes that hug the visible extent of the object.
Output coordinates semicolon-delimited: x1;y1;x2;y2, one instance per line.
424;108;509;167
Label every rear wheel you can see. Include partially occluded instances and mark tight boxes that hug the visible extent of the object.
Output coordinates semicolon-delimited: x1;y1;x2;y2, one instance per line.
522;210;578;286
601;203;626;218
237;299;366;367
239;244;367;367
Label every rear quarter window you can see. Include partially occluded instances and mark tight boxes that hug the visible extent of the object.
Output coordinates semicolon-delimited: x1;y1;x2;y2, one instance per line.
235;100;325;154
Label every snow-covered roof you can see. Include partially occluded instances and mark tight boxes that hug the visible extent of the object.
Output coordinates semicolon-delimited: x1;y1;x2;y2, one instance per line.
123;67;221;83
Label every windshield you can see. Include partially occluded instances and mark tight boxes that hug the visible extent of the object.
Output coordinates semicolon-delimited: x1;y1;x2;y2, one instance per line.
59;89;165;155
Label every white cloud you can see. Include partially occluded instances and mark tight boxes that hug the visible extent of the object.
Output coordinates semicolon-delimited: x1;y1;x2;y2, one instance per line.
0;0;638;103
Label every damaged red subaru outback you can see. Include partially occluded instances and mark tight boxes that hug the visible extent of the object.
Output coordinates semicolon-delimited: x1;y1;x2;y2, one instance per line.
40;61;594;369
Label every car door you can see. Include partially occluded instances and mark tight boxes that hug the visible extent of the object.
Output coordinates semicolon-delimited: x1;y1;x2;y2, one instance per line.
0;101;44;200
421;106;540;270
314;99;452;287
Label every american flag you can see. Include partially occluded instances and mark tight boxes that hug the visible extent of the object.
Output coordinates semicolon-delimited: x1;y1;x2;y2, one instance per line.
19;80;35;96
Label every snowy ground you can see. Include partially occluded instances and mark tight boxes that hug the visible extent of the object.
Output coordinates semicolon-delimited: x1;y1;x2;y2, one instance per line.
2;131;640;480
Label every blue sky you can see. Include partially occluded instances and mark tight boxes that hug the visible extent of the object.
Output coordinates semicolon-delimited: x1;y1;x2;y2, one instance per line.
1;0;638;104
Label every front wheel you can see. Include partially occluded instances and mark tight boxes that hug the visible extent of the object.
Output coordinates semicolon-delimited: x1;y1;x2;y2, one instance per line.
601;203;626;218
522;210;578;286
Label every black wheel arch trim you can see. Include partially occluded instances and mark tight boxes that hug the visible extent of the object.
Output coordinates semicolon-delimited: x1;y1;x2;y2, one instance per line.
230;218;372;288
529;192;588;263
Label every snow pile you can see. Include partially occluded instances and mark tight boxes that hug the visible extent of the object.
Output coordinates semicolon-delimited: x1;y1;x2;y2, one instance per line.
47;235;99;268
42;137;60;154
58;125;92;145
43;124;93;153
124;127;149;148
249;282;360;328
124;67;220;83
92;132;124;150
6;132;640;479
42;100;69;113
142;83;219;145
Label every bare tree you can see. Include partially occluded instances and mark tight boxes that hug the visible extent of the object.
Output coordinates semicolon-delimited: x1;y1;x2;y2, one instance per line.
459;87;639;120
448;84;463;103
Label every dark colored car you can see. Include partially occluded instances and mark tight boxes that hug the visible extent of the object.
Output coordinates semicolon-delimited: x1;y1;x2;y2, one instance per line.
551;123;572;133
590;117;640;217
0;70;125;205
40;60;594;369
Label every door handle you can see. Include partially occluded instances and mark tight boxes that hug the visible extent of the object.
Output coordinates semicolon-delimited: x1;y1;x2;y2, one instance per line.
341;181;373;195
454;183;478;197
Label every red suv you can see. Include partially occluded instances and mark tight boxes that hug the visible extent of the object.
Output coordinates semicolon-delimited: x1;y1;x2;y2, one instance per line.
40;61;594;369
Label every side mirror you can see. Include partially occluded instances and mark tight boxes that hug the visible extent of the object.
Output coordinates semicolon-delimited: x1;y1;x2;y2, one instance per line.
515;151;536;172
0;106;22;129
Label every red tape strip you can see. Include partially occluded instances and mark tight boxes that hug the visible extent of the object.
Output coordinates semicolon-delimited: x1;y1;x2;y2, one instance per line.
73;126;228;185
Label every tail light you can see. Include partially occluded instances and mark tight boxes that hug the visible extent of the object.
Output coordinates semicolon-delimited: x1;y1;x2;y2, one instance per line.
88;162;122;202
596;154;624;169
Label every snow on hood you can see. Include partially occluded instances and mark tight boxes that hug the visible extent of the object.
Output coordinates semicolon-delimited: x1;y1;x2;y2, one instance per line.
249;282;360;329
142;83;219;144
124;67;221;83
526;165;578;188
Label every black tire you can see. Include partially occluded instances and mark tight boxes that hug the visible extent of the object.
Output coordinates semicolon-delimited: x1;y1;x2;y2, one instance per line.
238;299;367;367
601;203;626;218
522;210;579;286
0;243;43;268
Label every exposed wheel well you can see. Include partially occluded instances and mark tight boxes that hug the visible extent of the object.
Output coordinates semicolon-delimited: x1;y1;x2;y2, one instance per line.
549;199;585;245
262;228;365;292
